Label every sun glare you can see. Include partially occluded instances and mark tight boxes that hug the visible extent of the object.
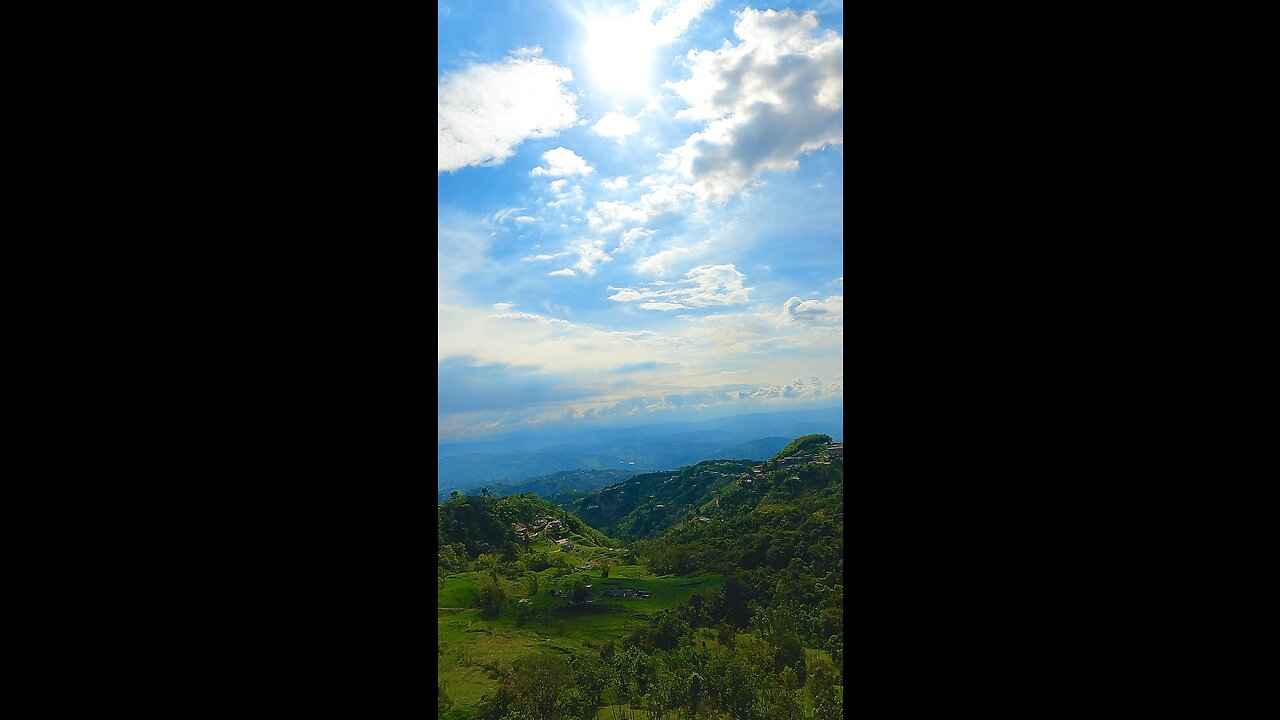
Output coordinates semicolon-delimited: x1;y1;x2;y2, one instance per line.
583;13;653;95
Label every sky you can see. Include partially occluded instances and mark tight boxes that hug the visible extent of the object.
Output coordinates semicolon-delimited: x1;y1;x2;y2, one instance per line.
438;0;843;443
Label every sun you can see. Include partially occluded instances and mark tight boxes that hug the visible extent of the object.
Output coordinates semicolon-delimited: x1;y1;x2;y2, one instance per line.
583;13;654;96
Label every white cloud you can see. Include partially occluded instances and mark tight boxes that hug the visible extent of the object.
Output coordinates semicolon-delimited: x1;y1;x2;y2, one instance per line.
615;226;654;253
603;176;630;191
651;0;717;43
574;239;612;276
547;182;584;209
593;112;641;138
439;51;578;173
491;302;516;311
662;9;843;201
531;147;594;176
549;179;570;194
587;183;692;234
635;246;694;276
640;185;687;216
783;294;843;323
609;263;753;307
588;200;647;233
639;301;690;311
490;311;571;325
522;251;572;262
492;207;526;224
549;268;577;277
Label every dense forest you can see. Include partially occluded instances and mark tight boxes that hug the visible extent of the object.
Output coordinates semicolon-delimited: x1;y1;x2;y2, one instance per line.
438;434;843;719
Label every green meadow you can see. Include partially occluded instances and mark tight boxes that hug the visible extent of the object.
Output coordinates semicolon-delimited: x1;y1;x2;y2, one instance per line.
439;548;723;708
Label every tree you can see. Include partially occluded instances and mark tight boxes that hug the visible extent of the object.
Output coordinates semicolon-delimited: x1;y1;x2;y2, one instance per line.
774;631;807;686
688;671;703;718
600;559;612;578
484;653;577;720
723;573;750;628
449;490;460;500
477;578;507;618
717;623;736;650
481;486;492;498
475;553;502;572
568;580;588;605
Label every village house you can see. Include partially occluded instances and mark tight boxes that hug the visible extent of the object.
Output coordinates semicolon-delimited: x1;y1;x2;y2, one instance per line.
604;589;634;598
697;516;710;522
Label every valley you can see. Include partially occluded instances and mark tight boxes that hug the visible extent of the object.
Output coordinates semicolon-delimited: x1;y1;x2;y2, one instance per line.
438;434;844;719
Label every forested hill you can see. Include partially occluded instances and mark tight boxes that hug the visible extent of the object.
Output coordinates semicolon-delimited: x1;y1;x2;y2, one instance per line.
437;433;845;719
567;434;840;543
437;493;617;562
632;433;843;578
436;468;634;504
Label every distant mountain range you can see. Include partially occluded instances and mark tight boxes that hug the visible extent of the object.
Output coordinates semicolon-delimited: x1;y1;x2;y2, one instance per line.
437;406;842;490
436;468;636;504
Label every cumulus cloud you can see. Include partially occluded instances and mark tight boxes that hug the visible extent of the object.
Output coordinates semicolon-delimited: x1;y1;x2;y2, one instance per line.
651;0;718;42
593;112;641;138
662;8;843;201
587;184;693;233
547;181;584;209
743;375;838;401
531;147;594;176
549;268;577;276
609;263;753;309
783;294;843;323
635;246;694;276
640;185;686;216
603;176;630;191
439;50;578;173
574;239;612;275
588;199;647;233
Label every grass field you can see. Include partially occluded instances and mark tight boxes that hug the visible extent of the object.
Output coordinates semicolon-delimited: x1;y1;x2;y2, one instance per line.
438;539;838;715
439;561;723;708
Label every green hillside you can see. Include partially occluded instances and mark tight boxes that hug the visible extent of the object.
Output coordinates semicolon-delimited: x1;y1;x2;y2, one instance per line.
438;435;844;720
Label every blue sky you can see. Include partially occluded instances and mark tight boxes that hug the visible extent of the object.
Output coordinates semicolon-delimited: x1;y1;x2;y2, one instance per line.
438;0;843;442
